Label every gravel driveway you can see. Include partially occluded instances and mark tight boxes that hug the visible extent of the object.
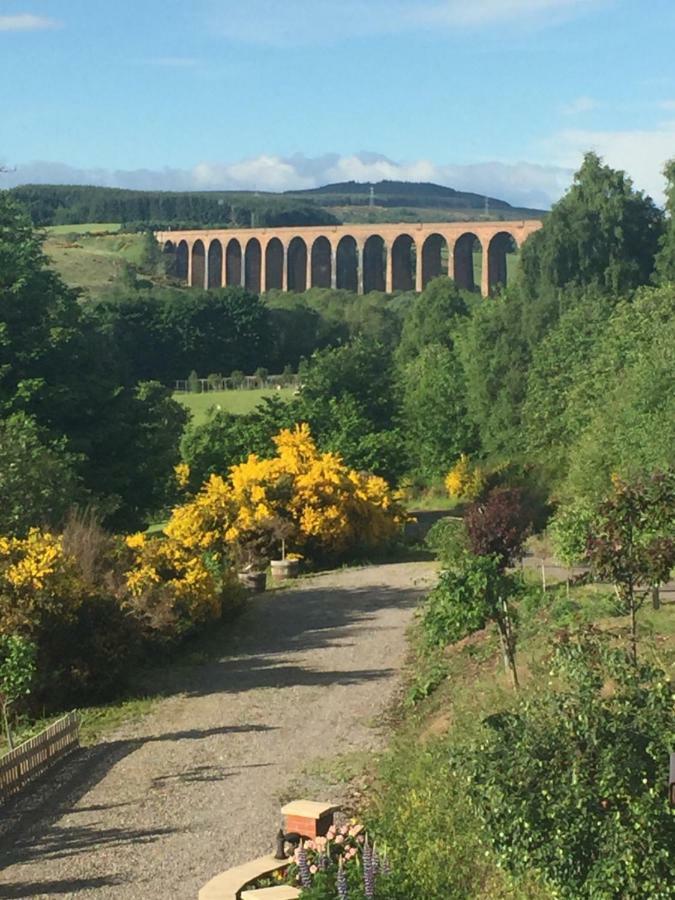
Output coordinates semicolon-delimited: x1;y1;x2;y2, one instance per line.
0;561;435;900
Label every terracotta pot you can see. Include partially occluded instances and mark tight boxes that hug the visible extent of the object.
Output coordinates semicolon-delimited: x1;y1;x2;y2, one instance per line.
237;571;267;592
270;558;300;581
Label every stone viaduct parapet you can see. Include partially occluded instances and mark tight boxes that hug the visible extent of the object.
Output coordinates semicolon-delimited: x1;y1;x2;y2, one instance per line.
156;219;543;297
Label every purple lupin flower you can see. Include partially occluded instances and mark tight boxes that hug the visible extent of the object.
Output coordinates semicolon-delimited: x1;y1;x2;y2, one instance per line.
363;837;375;899
337;858;349;900
381;851;392;877
372;844;380;877
297;843;312;890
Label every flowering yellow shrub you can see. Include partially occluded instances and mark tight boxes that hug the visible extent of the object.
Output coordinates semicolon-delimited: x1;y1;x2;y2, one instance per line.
123;531;231;634
445;455;485;502
0;529;82;634
167;424;405;564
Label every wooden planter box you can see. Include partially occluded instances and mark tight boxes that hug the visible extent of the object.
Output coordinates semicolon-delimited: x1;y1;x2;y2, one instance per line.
281;800;337;839
270;559;300;582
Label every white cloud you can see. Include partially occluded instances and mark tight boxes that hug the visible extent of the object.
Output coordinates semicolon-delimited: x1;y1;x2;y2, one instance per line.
411;0;602;28
561;95;599;115
0;13;59;31
657;99;675;111
0;152;572;209
545;119;675;203
210;0;605;45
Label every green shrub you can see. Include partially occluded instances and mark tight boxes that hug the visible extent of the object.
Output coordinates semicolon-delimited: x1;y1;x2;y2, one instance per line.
455;633;675;899
369;739;513;899
421;555;520;649
424;517;468;569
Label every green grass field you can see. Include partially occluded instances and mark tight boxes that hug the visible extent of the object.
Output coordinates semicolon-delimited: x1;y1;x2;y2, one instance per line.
43;229;147;297
45;222;122;235
175;388;295;426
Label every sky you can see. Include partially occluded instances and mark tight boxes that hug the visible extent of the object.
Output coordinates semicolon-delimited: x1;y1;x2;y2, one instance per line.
1;0;674;208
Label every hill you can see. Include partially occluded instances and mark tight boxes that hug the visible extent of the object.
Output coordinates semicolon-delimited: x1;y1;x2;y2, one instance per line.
288;178;512;209
9;181;545;230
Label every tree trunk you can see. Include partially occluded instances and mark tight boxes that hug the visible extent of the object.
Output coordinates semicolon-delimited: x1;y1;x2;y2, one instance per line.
2;704;14;751
630;600;638;665
497;622;510;672
651;586;660;610
498;600;519;690
541;559;546;593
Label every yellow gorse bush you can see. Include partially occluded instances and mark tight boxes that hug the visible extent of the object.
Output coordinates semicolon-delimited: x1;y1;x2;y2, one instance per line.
123;531;227;629
445;454;485;502
0;529;83;633
159;424;406;564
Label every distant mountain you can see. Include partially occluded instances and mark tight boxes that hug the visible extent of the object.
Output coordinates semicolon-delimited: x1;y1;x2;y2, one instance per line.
287;179;515;211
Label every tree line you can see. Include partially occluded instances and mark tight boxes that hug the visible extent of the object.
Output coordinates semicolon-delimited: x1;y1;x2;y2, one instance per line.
8;183;339;229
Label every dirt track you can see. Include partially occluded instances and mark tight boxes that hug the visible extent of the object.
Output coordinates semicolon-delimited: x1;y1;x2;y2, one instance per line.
0;562;436;900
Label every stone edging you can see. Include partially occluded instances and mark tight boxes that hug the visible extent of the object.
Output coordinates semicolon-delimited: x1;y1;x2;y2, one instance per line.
198;854;293;900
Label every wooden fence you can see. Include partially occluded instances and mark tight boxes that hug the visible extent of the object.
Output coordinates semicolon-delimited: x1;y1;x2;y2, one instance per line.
0;711;80;804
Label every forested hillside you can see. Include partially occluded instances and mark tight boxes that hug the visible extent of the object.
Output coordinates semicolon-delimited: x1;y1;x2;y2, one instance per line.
8;184;340;229
8;179;544;230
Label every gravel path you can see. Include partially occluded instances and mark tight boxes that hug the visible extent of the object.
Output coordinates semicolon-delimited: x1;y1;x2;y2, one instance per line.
0;562;436;900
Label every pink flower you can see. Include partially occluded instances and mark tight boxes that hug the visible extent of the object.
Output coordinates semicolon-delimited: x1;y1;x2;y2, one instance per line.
310;865;318;874
335;835;345;844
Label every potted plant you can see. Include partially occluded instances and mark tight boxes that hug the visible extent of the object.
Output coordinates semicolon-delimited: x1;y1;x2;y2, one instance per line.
269;517;301;582
235;534;268;593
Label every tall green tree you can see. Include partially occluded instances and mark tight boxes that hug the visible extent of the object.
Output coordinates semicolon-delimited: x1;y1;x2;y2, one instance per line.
456;289;530;459
0;414;84;536
0;193;187;529
401;343;475;480
396;277;469;364
519;152;663;340
655;158;675;283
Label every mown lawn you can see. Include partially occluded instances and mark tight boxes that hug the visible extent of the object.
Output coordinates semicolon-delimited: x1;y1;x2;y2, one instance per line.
175;387;296;425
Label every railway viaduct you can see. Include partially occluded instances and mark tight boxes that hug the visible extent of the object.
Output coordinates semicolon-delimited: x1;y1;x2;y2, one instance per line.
156;219;543;297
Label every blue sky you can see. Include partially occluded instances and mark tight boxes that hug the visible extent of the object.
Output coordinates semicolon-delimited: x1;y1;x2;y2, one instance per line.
1;0;674;207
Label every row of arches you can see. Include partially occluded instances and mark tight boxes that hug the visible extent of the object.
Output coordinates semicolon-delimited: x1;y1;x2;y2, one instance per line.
165;231;518;295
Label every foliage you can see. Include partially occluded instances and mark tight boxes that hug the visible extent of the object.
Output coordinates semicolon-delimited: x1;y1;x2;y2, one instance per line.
369;739;509;899
522;293;615;472
400;344;476;480
547;501;595;567
283;823;401;900
298;338;407;483
519;151;663;305
0;634;37;748
424;516;469;569
9;183;339;229
655;158;675;283
396;277;469;364
586;471;675;661
170;424;406;566
444;454;485;503
421;555;511;648
561;284;675;504
180;396;298;490
92;286;272;385
123;531;236;639
0;193;189;530
0;413;84;536
465;487;531;570
457;633;675;899
456;288;531;458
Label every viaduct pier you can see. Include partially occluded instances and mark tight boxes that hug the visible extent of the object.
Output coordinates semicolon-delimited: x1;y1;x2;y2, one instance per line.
157;219;542;297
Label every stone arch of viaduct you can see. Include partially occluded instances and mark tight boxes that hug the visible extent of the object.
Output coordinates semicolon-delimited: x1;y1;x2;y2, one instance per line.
157;220;542;297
